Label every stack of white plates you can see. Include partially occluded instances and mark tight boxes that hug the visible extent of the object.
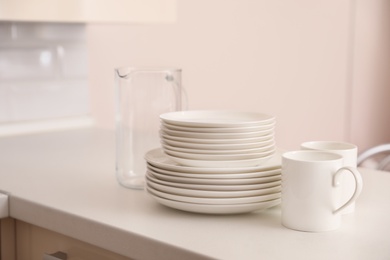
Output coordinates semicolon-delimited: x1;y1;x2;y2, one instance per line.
159;110;276;168
145;148;282;214
144;110;282;214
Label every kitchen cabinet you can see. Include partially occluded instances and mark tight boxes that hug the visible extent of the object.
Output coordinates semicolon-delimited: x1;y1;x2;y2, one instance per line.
0;0;176;23
6;219;132;260
1;218;16;260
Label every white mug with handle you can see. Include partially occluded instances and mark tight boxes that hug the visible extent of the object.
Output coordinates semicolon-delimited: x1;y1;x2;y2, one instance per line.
301;141;358;214
281;150;363;232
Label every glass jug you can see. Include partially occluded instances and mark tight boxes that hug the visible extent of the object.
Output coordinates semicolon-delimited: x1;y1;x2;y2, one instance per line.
115;67;183;189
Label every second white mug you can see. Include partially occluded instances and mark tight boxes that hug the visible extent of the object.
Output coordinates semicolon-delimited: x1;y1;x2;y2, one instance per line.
301;141;358;214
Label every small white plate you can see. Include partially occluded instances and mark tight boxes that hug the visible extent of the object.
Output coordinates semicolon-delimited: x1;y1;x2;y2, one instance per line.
146;172;282;191
145;148;283;174
163;147;275;161
160;110;275;127
165;152;274;167
161;126;274;139
146;185;281;205
147;163;281;179
147;170;281;185
160;131;274;145
161;142;275;155
161;138;274;150
161;121;275;133
147;192;281;214
146;177;281;198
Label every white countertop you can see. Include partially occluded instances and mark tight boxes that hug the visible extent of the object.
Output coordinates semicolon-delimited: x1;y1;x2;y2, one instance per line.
0;128;389;259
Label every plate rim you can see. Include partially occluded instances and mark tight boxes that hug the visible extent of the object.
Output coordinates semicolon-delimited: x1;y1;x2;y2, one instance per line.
145;171;282;190
160;110;275;127
146;177;281;198
146;185;281;205
161;121;275;133
147;170;282;185
165;152;274;168
163;147;275;161
145;148;283;173
147;191;281;214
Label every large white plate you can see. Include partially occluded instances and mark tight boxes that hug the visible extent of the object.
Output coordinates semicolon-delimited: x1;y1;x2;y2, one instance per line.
165;152;274;168
145;148;283;174
146;176;281;198
163;147;275;161
160;126;274;139
146;185;281;205
160;110;275;127
161;138;274;150
146;171;282;191
147;170;281;185
147;192;281;214
146;164;281;179
161;121;275;133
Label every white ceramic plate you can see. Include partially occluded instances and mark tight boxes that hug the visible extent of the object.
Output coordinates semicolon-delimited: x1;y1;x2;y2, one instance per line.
145;148;283;174
161;121;275;133
161;142;275;155
146;177;281;198
163;147;275;161
160;110;275;127
147;170;281;185
146;172;282;191
160;131;274;145
146;185;281;205
160;126;274;139
165;152;274;168
161;138;274;150
147;192;281;214
147;163;281;179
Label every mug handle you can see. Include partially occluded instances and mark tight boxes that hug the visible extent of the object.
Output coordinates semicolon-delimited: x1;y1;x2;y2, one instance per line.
332;166;363;214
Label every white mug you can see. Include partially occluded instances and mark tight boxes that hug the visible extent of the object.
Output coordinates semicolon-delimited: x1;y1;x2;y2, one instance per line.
301;141;358;214
281;151;363;232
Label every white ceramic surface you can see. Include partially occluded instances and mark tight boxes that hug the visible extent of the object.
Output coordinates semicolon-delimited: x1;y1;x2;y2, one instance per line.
160;131;273;145
160;126;274;139
161;138;274;150
147;170;281;185
146;176;281;198
161;142;275;155
146;163;281;179
301;141;358;214
147;192;281;214
146;185;281;205
163;147;275;161
160;110;275;127
145;148;283;174
165;151;274;168
281;151;363;232
145;172;282;191
301;141;358;165
161;121;275;133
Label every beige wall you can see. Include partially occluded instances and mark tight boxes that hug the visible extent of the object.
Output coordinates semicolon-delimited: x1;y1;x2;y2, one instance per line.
350;0;390;151
87;0;389;151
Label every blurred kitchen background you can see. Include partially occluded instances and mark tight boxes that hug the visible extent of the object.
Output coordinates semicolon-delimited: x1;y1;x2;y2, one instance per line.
0;0;389;152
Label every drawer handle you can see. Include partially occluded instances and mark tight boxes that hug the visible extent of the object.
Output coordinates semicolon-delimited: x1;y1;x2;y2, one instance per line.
43;251;67;260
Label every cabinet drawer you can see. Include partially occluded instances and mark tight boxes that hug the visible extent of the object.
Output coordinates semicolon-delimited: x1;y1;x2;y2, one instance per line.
16;220;133;260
